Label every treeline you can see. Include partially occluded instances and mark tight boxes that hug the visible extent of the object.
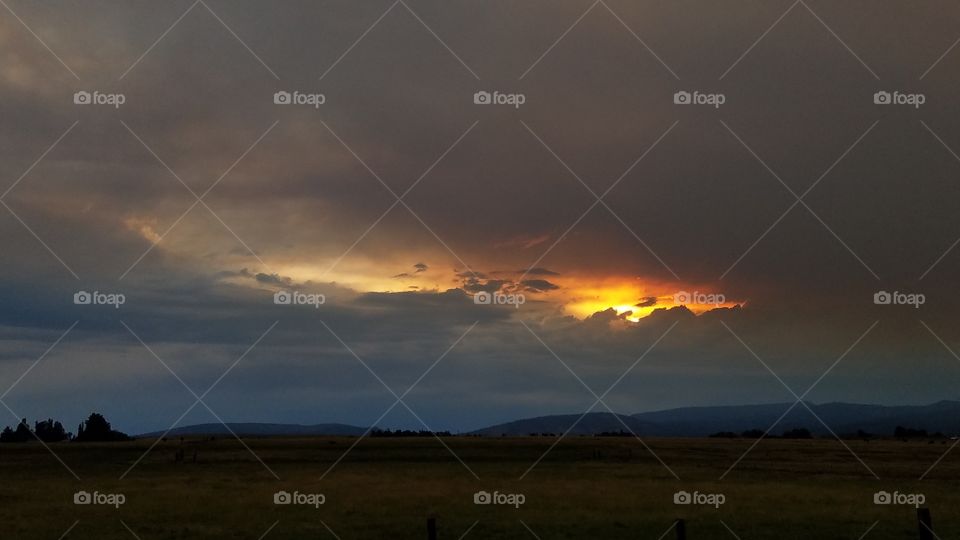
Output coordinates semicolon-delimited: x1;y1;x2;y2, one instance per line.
0;413;130;443
370;428;453;437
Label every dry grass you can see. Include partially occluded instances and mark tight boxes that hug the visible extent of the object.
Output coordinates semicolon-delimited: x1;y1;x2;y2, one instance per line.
0;436;957;539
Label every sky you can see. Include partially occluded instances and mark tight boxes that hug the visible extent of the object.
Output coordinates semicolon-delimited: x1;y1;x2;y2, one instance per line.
2;0;960;434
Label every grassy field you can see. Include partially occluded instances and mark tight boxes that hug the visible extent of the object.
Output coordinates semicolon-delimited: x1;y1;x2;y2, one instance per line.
0;436;957;539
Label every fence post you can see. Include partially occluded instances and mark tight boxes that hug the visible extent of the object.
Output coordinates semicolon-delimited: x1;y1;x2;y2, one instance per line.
427;516;437;540
918;508;933;540
675;518;686;540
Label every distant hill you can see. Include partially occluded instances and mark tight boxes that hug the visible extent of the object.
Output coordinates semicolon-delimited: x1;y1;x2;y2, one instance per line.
134;400;960;439
469;401;960;437
137;422;367;438
468;412;669;437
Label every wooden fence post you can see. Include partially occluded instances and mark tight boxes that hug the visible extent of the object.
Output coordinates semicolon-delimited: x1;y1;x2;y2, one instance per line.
427;516;437;540
675;518;686;540
918;508;934;540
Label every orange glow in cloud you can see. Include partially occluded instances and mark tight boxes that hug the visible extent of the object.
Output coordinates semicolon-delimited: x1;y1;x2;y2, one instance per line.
552;275;741;322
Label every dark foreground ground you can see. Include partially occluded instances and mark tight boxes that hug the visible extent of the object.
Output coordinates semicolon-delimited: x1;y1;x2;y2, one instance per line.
0;436;956;539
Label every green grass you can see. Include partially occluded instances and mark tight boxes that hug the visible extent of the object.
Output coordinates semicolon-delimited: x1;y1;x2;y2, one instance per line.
1;436;957;538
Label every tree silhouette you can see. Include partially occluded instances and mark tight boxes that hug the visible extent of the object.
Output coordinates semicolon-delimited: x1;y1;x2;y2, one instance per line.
74;412;130;442
0;419;33;442
34;418;69;442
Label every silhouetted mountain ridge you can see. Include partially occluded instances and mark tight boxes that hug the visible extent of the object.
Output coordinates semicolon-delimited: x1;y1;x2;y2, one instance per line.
470;400;960;437
133;401;960;438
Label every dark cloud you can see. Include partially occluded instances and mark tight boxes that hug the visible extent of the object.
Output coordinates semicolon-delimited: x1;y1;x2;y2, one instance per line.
636;296;658;308
520;279;560;292
1;1;959;433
